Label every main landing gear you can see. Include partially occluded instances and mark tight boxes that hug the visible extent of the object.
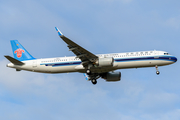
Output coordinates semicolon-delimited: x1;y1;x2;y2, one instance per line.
86;69;99;85
91;79;97;85
155;65;160;75
86;69;98;85
86;69;91;75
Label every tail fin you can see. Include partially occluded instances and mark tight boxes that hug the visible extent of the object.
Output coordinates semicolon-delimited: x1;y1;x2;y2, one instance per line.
11;40;35;61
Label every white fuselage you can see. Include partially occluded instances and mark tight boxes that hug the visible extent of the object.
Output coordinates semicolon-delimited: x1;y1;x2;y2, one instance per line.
7;50;177;73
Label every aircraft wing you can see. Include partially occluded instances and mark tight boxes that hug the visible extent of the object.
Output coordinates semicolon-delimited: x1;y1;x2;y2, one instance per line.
55;27;98;66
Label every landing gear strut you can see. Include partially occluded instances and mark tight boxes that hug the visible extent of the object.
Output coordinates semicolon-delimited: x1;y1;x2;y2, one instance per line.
155;65;160;75
91;79;97;85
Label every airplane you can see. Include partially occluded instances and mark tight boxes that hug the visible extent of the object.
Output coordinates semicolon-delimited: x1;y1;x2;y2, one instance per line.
4;27;177;85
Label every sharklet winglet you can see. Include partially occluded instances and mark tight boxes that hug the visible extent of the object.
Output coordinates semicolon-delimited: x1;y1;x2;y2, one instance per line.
55;27;63;36
83;73;89;81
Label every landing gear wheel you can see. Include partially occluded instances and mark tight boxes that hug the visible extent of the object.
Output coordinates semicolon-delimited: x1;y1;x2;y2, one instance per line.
91;79;97;85
86;69;91;75
155;65;160;75
156;71;160;75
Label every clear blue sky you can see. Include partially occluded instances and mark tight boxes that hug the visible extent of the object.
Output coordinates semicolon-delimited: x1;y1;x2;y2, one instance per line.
0;0;180;120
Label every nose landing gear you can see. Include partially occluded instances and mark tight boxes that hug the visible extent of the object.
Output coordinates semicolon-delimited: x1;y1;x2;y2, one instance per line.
155;65;160;75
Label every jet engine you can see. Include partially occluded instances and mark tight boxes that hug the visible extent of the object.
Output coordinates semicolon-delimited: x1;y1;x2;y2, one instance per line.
101;72;121;81
95;57;114;67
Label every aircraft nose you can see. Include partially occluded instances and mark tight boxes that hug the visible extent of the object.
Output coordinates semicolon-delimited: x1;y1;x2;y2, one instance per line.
173;56;177;62
175;57;177;62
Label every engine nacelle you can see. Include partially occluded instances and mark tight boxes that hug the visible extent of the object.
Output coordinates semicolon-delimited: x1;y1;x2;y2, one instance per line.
95;57;114;67
102;72;121;81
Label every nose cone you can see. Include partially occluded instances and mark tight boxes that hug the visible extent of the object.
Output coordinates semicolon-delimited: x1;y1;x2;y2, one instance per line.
174;57;177;62
172;56;177;63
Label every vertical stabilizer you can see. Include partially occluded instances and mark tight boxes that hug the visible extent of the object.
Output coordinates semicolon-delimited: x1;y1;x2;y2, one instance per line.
11;40;35;61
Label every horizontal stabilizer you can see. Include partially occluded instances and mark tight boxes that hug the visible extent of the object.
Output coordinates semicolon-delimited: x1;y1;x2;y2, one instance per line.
4;55;24;65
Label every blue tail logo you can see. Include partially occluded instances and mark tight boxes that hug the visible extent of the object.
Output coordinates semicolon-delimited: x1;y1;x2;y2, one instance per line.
11;40;35;61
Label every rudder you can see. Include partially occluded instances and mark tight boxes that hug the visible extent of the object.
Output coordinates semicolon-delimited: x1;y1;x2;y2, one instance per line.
11;40;35;61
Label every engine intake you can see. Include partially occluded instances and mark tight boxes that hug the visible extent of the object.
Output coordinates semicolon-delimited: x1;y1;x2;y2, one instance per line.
102;72;121;81
95;57;114;67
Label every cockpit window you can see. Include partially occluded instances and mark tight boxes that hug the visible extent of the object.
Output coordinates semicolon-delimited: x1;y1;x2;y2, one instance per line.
164;53;169;55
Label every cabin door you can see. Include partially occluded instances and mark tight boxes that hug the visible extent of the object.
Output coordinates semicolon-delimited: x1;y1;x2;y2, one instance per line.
33;60;37;68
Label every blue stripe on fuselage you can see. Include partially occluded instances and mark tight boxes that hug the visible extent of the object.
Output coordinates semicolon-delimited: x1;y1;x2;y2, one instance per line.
40;61;82;67
52;62;81;67
115;56;177;62
40;55;177;67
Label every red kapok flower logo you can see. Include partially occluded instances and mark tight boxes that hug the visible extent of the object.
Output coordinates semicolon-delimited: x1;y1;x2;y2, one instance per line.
14;48;25;58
